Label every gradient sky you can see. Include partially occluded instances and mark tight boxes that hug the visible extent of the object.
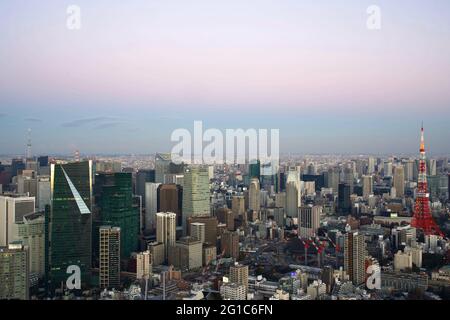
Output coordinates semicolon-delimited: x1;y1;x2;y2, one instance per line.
1;0;450;155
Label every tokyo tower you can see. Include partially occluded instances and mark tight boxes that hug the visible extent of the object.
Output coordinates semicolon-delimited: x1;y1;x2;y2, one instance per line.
411;125;444;237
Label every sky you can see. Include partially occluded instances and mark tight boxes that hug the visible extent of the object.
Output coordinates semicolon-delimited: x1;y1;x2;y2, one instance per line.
0;0;450;155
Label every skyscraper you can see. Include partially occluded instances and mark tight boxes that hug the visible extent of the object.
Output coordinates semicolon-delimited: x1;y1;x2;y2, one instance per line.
94;172;139;260
155;153;172;184
249;160;261;180
0;194;35;247
156;212;177;261
47;161;93;290
327;167;340;194
136;169;155;205
338;183;351;214
231;195;245;217
248;178;260;212
221;230;239;259
157;184;183;227
367;157;375;175
182;165;210;235
136;250;152;280
0;242;29;300
190;222;206;243
344;231;366;286
298;205;321;238
144;182;161;232
393;165;405;198
229;263;249;296
99;226;121;289
362;175;373;199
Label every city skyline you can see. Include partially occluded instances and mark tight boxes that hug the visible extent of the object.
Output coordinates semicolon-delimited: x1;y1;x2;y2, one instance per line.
1;1;450;154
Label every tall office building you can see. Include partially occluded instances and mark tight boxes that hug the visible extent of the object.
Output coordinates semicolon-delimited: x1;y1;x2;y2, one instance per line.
155;153;172;184
190;222;206;243
169;236;203;271
403;159;415;182
286;167;301;203
343;167;354;194
156;212;177;261
384;162;393;177
427;159;437;176
285;180;300;218
298;205;321;238
0;242;29;300
229;263;249;296
327;167;340;194
144;182;161;232
99;226;121;289
187;216;218;245
367;157;375;175
344;231;366;285
248;178;260;212
362;175;373;199
136;169;155;206
15;212;45;278
182;165;210;235
157;184;183;227
249;160;261;180
216;207;235;231
231;195;245;217
221;231;239;259
94;172;139;260
393;165;405;198
37;176;51;211
0;194;35;246
338;184;351;214
136;250;152;280
47;161;93;289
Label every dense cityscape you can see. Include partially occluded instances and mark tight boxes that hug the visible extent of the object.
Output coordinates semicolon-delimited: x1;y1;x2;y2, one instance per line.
0;126;449;301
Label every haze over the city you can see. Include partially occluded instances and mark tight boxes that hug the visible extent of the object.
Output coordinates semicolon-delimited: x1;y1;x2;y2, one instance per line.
1;0;450;155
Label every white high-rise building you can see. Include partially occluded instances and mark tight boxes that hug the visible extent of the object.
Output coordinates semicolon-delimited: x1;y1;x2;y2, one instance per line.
0;195;35;247
136;250;152;280
156;212;177;260
286;167;301;217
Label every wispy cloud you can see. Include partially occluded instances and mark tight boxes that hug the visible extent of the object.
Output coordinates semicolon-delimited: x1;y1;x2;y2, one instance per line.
61;116;117;128
94;122;122;130
24;117;42;122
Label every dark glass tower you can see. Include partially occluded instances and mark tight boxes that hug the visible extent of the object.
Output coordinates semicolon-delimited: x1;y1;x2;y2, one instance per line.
94;172;139;260
249;160;261;180
338;183;351;214
47;161;93;290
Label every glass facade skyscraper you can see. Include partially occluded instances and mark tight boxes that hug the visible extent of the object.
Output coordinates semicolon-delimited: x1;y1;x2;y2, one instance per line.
47;161;93;290
94;172;139;260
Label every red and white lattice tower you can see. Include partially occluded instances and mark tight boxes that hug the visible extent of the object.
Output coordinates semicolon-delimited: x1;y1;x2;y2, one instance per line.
411;125;444;237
